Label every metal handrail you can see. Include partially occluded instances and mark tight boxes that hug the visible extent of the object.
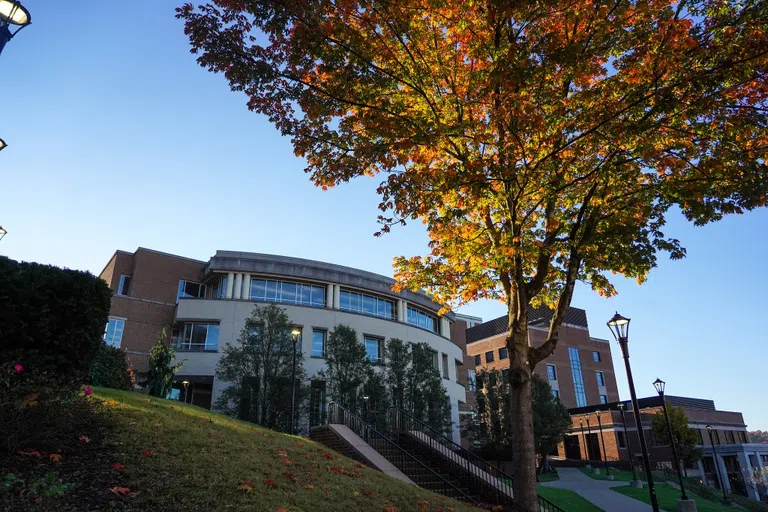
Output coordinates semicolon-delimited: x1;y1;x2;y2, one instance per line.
387;406;565;511
327;402;479;506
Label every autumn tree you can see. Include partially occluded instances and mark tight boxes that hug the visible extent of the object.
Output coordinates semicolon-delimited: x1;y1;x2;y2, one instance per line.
178;1;768;508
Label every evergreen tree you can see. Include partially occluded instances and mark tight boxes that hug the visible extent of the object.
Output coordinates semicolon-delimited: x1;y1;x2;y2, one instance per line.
214;304;306;432
383;338;410;410
319;324;371;414
142;327;183;398
407;342;452;434
532;376;571;471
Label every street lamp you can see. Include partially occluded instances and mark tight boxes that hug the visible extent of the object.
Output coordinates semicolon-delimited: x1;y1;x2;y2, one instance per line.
0;226;7;241
290;328;301;435
0;138;6;151
595;411;612;479
706;424;731;505
608;312;660;512
617;402;640;486
0;0;31;57
362;395;370;422
182;380;190;404
654;378;691;505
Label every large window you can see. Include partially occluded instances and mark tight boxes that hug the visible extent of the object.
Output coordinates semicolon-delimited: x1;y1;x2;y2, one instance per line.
617;431;626;448
339;289;394;319
596;371;605;387
311;329;326;358
600;394;608;404
250;279;325;307
485;351;494;363
725;430;736;444
467;370;476;392
104;318;125;347
364;337;383;363
178;280;206;302
118;275;131;296
407;305;437;332
547;364;557;381
569;347;588;407
499;347;509;360
441;353;449;379
175;322;219;351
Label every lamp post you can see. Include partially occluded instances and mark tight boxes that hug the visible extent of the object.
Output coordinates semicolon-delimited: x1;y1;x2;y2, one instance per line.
617;402;640;485
0;138;6;151
182;380;190;404
0;0;31;56
607;312;660;512
707;425;731;505
362;395;369;422
654;378;690;504
595;411;612;479
0;226;7;241
290;328;301;435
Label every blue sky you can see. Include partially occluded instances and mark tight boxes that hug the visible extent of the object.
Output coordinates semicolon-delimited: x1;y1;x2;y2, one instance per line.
2;2;766;429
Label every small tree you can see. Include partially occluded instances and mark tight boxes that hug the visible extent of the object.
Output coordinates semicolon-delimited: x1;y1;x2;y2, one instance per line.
651;405;703;475
89;342;135;390
319;324;371;414
532;377;571;473
407;342;452;434
214;304;306;432
383;338;410;410
361;369;389;428
142;328;183;398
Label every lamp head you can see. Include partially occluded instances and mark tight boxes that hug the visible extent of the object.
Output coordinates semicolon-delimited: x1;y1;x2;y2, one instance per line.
0;138;6;151
606;311;631;341
653;378;665;396
0;0;31;26
291;328;301;338
182;380;190;387
706;424;713;432
617;402;625;411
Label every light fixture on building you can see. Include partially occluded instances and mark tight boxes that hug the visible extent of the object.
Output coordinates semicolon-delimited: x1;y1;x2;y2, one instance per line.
607;312;660;512
0;0;31;57
653;378;690;504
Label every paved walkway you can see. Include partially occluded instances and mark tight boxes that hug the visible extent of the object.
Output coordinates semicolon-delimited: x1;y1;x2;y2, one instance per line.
541;468;668;512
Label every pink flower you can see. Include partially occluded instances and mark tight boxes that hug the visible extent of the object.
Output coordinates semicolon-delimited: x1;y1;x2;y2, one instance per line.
13;363;23;374
83;386;93;396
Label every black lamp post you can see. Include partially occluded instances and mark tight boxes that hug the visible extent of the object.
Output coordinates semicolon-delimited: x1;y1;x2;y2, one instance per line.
182;380;190;404
595;411;611;478
654;378;689;501
586;416;593;465
617;402;639;482
707;424;731;505
290;328;301;435
0;0;31;56
608;312;660;512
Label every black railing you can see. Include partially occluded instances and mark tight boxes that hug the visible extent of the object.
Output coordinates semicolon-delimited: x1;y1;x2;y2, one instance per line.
386;406;565;512
327;403;479;505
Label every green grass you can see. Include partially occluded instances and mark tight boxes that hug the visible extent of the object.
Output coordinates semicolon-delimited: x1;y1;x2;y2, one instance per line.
537;485;604;512
88;388;479;512
614;482;738;512
537;471;560;482
579;466;635;481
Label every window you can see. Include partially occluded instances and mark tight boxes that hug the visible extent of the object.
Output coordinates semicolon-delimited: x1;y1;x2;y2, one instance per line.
442;353;449;379
364;337;382;363
592;351;601;363
569;348;588;407
432;351;439;371
617;431;626;448
216;276;228;298
175;322;219;351
712;429;721;445
547;364;557;381
177;280;206;302
251;279;325;307
697;429;705;445
725;430;736;444
339;289;394;319
552;389;560;399
596;371;605;387
117;275;131;296
311;329;326;358
600;394;608;404
499;347;509;360
737;431;748;444
485;351;495;363
474;354;481;366
104;318;125;347
406;305;437;332
467;370;476;392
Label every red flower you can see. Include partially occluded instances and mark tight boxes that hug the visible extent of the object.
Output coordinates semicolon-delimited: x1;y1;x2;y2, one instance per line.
83;386;93;396
13;363;23;374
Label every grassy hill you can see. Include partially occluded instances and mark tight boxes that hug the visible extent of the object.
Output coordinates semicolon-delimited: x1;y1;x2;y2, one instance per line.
2;387;482;511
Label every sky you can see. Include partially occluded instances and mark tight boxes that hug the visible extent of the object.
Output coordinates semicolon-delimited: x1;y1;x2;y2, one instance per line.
2;2;766;429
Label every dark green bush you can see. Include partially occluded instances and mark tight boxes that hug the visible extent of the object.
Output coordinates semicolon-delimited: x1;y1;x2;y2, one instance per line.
89;343;134;390
0;256;112;397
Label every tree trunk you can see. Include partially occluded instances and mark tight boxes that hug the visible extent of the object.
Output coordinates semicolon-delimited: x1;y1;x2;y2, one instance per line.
508;325;538;512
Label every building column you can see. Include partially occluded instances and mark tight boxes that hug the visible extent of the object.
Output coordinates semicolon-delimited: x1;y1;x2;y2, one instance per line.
233;273;243;300
242;274;251;300
333;285;340;310
326;284;334;308
697;459;708;485
440;318;450;337
397;300;404;322
226;272;234;299
715;453;732;494
450;400;461;444
738;450;760;500
401;300;408;323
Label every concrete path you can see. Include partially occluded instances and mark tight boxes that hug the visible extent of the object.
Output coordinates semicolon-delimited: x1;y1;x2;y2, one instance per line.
541;467;668;512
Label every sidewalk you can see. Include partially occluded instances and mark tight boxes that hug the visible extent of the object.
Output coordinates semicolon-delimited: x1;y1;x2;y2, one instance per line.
541;467;668;512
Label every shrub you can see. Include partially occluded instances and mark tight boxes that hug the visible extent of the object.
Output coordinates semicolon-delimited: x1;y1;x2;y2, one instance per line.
89;343;134;390
0;256;111;398
141;328;183;398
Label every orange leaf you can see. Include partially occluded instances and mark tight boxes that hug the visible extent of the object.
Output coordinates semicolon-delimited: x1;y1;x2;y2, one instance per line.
49;454;62;462
239;480;254;493
112;463;125;470
19;450;40;457
362;489;374;497
296;441;304;447
109;486;131;496
253;447;260;453
321;452;334;460
264;478;277;488
383;506;397;512
276;508;291;512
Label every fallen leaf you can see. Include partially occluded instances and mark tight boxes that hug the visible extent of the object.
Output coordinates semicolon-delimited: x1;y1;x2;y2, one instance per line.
239;480;253;493
302;484;316;490
263;478;277;488
152;423;162;427
282;458;293;466
253;448;260;453
215;433;222;439
329;466;342;473
141;450;153;457
282;471;297;482
22;393;39;406
112;463;125;470
278;449;288;457
383;505;397;512
19;450;41;457
109;486;131;496
79;435;90;443
356;463;366;469
321;452;334;460
276;508;291;512
49;454;62;462
128;421;137;425
296;441;304;448
362;489;374;497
